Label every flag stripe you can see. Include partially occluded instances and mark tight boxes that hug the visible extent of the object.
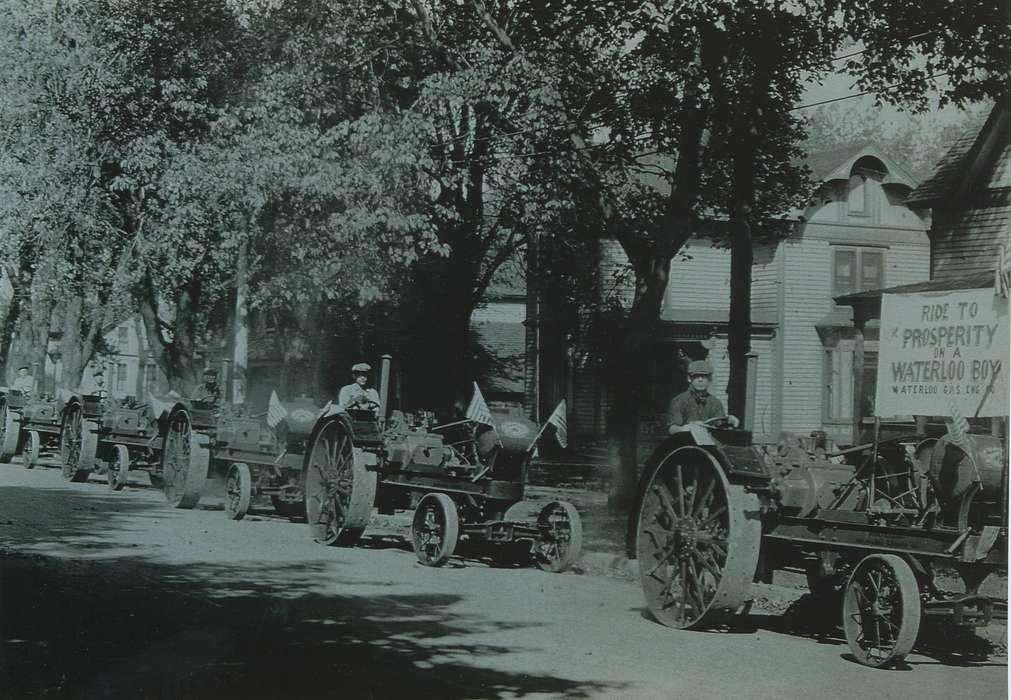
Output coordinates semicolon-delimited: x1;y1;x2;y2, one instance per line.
547;399;567;448
466;382;496;427
267;390;289;428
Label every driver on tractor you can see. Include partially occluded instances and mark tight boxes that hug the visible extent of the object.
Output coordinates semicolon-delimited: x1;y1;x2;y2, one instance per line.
196;367;221;406
666;360;739;434
337;362;381;414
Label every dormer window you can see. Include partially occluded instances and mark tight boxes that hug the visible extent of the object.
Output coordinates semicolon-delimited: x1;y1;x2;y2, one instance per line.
848;174;867;214
847;156;888;220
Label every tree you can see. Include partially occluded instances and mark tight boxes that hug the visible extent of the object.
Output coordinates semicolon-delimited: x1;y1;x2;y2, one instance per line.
0;1;131;388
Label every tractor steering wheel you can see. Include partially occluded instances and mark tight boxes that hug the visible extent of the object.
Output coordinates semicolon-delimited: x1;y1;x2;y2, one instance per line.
701;416;734;429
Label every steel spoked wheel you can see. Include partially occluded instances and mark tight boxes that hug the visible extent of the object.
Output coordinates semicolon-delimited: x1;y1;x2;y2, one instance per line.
160;409;208;509
0;399;19;462
225;463;252;520
304;418;376;546
60;405;94;481
636;447;761;629
534;500;583;573
843;554;921;668
107;444;130;491
411;493;459;567
22;430;40;470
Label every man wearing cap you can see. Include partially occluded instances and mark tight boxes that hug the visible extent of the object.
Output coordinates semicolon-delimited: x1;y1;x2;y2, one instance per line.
196;367;221;405
11;366;36;395
337;363;381;413
82;368;107;398
667;360;739;434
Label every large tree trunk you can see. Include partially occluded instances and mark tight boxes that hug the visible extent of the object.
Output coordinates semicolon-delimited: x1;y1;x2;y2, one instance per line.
137;268;203;395
399;255;477;411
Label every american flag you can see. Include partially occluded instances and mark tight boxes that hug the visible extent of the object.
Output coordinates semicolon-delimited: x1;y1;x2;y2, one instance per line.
546;399;568;448
267;390;289;428
466;382;496;427
146;392;175;419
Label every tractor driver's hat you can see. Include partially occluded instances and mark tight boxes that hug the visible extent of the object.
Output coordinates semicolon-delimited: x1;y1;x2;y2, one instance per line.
17;365;28;371
687;360;713;377
351;362;371;374
203;367;218;377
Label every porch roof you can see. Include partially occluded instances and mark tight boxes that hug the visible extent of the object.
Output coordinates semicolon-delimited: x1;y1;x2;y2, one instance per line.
833;270;996;323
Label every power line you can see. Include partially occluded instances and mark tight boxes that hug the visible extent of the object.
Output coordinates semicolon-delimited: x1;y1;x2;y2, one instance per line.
790;71;949;111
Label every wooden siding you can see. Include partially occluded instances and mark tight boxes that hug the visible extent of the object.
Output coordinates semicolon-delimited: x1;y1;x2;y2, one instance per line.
779;225;929;436
931;192;1011;280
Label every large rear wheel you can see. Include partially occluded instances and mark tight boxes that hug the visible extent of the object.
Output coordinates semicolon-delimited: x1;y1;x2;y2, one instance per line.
636;446;761;629
842;554;921;668
304;418;376;546
160;408;208;509
0;399;20;462
60;405;95;481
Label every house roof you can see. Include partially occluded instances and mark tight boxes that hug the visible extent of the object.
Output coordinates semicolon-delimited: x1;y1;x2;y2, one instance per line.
800;141;918;189
905;109;999;207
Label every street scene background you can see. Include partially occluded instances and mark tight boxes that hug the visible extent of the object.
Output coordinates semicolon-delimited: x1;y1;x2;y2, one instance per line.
0;0;1008;698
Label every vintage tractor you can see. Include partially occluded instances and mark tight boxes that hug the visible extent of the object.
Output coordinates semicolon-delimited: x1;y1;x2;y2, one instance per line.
300;359;583;572
122;394;323;516
210;396;321;520
0;391;65;469
632;418;1007;668
60;393;174;491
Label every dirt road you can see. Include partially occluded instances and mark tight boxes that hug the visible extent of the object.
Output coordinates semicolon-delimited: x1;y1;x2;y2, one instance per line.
0;463;1006;699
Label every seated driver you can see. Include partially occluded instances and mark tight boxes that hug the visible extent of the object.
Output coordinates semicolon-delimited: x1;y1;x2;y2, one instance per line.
667;360;739;434
337;362;381;414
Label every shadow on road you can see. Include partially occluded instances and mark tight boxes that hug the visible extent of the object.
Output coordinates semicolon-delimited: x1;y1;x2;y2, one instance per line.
0;483;627;699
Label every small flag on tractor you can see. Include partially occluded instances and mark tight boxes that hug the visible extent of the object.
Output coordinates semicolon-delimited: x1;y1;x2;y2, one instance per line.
267;390;289;428
546;399;568;448
466;382;496;427
146;392;175;419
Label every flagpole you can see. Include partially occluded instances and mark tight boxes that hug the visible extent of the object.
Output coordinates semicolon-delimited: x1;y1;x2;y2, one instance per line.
526;419;551;453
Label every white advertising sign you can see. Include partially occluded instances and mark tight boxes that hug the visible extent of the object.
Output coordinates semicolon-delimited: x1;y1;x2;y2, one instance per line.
875;287;1009;418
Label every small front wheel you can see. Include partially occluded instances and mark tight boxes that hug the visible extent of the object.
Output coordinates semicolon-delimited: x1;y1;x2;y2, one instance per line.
22;430;40;470
411;493;459;567
107;444;130;491
534;501;583;573
842;554;921;668
224;463;252;520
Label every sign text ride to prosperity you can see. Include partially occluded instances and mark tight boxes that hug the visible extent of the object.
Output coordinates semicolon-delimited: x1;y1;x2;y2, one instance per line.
875;287;1009;418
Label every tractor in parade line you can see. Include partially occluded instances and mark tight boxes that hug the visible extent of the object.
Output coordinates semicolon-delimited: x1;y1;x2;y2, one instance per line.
0;390;65;468
59;389;323;519
296;356;583;572
631;416;1008;668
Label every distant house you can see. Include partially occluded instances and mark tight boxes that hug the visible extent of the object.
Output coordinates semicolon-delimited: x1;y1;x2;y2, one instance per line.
834;101;1010;435
471;258;529;412
905;103;1009;281
547;143;931;449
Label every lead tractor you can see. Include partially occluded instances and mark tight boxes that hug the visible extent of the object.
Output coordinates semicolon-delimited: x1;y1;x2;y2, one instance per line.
300;358;582;572
632;418;1007;668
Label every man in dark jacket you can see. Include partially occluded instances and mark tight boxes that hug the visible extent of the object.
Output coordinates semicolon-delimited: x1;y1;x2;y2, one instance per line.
666;360;739;434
